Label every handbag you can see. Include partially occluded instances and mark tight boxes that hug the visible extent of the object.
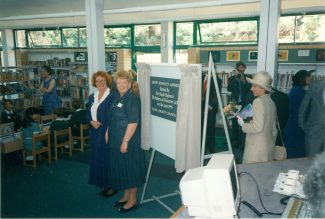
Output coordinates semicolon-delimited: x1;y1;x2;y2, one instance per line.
274;117;287;161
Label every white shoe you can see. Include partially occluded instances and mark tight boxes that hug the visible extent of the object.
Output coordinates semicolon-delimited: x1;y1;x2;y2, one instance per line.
26;155;33;161
64;145;69;149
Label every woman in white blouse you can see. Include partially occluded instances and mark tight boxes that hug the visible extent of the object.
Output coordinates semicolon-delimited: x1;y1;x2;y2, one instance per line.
237;71;277;163
86;71;117;197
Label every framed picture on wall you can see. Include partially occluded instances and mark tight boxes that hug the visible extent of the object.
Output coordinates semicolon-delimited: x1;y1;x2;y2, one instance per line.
316;49;325;61
278;50;289;61
226;51;240;61
75;52;87;61
248;51;258;61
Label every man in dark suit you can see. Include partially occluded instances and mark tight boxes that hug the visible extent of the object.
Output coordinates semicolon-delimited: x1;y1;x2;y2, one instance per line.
270;88;289;146
202;73;222;153
69;98;88;136
227;61;253;150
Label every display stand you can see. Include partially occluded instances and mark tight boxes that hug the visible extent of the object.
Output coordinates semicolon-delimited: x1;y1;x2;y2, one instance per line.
137;63;201;214
140;149;180;214
201;54;233;165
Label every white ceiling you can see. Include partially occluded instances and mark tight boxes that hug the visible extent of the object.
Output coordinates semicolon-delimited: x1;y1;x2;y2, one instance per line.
0;0;324;29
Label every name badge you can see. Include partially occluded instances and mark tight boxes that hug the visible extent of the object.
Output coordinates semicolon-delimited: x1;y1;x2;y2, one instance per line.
117;103;123;108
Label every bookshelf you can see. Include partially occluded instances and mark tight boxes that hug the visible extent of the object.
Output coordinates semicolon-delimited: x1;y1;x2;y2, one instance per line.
69;61;89;106
0;66;41;113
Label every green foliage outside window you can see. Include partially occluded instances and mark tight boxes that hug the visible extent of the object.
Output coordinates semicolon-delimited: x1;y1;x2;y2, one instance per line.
105;27;131;46
198;20;258;44
279;14;325;43
176;22;193;45
79;28;87;47
62;28;78;47
28;30;61;47
135;24;161;46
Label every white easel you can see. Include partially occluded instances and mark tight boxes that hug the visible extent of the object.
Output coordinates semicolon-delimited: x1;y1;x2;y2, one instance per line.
201;53;233;165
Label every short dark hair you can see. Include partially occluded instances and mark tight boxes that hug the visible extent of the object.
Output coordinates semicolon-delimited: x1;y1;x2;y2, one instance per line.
3;99;13;106
236;61;246;69
292;70;313;86
53;108;65;117
42;65;53;75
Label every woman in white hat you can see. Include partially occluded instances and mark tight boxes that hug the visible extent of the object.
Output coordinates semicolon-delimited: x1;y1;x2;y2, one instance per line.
236;71;277;163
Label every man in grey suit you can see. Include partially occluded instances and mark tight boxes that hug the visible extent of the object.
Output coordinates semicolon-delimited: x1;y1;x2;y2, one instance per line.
299;80;325;156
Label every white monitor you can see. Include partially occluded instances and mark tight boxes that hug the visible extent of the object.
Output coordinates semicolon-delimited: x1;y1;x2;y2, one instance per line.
179;153;240;218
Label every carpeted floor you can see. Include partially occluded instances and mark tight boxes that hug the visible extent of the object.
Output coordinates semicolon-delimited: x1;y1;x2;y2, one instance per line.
1;148;183;218
1;133;242;218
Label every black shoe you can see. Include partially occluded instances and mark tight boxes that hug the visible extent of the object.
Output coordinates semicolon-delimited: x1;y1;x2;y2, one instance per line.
117;204;138;213
114;201;127;207
101;189;118;198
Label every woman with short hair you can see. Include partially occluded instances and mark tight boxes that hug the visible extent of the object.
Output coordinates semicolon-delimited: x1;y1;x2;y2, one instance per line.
106;70;146;212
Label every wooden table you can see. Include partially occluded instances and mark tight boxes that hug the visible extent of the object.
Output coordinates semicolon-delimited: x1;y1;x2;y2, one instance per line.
1;137;23;154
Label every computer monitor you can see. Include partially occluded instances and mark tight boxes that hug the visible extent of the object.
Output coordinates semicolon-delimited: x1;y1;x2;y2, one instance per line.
179;153;240;218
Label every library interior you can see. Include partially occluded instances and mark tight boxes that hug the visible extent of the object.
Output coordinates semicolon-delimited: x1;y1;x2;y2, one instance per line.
1;0;325;218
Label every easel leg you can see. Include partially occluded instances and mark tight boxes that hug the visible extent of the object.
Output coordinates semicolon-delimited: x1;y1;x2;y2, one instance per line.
140;149;155;204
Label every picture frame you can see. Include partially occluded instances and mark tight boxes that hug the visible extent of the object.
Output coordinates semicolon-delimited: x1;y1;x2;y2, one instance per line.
248;51;258;61
316;49;325;61
75;52;87;61
278;50;289;61
226;51;240;61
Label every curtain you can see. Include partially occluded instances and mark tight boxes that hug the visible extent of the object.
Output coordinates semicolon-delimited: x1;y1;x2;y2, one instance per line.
136;63;151;150
175;64;201;173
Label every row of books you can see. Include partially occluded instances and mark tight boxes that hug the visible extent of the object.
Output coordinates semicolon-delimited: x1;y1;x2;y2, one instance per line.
27;57;71;67
11;97;41;109
70;75;88;87
70;87;89;99
0;70;35;82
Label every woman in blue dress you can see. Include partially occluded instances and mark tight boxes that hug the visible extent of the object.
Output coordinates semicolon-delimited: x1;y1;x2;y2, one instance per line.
106;70;146;212
284;70;313;158
39;65;59;115
86;71;117;198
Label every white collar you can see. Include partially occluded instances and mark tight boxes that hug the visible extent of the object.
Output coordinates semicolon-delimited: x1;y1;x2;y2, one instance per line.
94;88;110;105
5;110;13;114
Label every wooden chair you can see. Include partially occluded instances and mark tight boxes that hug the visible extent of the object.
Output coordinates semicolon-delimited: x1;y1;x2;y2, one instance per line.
53;127;72;160
40;114;56;125
22;131;51;169
72;124;90;152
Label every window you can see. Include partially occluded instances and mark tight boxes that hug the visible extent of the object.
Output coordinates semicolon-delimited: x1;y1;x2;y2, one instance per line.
105;27;131;46
175;49;188;64
135;24;161;46
176;22;193;45
198;20;258;44
136;52;161;63
28;29;61;47
79;28;87;47
62;28;78;47
278;16;295;43
279;14;325;43
15;30;26;48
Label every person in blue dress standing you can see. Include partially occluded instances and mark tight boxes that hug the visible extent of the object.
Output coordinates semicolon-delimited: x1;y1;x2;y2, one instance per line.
87;71;118;198
39;65;59;115
106;70;146;213
284;70;313;158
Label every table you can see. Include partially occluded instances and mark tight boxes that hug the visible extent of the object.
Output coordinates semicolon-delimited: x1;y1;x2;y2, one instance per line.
237;158;313;218
1;137;23;154
171;158;314;218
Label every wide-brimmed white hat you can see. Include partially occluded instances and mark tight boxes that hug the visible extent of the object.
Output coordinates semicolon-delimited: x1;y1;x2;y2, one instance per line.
246;71;273;92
